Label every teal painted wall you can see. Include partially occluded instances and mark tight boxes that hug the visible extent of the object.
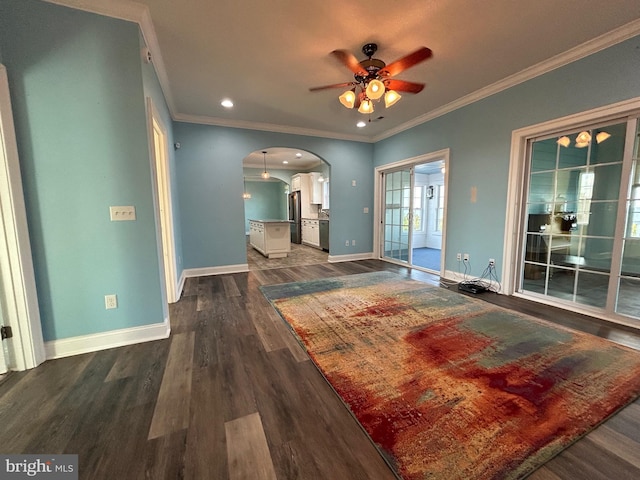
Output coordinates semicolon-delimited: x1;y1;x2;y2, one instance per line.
374;35;640;277
0;0;165;340
243;180;288;232
173;122;373;269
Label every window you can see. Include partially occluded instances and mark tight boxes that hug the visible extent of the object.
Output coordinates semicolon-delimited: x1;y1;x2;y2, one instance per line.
576;171;594;225
401;185;424;232
413;186;424;231
435;185;445;232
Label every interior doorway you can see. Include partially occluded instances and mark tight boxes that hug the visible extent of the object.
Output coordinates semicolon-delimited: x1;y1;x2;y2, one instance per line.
375;150;449;275
147;99;178;304
0;64;45;372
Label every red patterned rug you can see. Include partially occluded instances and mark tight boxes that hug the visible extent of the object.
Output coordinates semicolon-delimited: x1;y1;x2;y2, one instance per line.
261;271;640;480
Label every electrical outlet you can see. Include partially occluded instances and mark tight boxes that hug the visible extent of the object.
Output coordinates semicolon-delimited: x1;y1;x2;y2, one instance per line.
345;240;350;247
351;239;356;246
105;294;118;310
463;253;470;262
456;253;462;261
489;258;495;266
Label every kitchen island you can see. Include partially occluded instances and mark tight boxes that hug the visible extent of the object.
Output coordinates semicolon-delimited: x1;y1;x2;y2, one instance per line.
248;220;291;258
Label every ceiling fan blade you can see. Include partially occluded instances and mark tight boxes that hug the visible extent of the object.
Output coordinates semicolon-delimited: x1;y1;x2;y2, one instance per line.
309;82;356;92
331;49;367;75
354;91;365;109
385;79;425;93
378;47;432;77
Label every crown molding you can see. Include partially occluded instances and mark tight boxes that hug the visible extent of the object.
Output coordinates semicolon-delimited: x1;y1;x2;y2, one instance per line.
373;17;640;142
43;2;640;144
173;113;372;142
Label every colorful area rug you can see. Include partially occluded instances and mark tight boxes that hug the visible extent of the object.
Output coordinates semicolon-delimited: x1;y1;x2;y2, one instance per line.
261;271;640;480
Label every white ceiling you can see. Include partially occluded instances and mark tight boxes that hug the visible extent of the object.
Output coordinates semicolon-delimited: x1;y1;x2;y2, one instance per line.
51;0;640;149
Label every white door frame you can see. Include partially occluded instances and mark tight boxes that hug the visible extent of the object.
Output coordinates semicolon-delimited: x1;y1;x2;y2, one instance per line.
147;98;178;304
374;148;450;276
503;97;640;297
0;64;45;371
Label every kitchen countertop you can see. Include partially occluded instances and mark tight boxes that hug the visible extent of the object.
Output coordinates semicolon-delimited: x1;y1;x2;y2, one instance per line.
249;219;292;223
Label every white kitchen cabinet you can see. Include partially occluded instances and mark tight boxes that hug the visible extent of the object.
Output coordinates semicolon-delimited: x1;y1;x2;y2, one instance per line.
249;220;291;258
309;172;323;204
291;174;302;192
301;219;320;248
292;173;319;218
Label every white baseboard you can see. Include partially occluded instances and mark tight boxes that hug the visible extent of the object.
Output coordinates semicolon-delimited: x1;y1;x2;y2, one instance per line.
328;252;375;263
44;319;171;360
443;269;467;283
182;263;249;278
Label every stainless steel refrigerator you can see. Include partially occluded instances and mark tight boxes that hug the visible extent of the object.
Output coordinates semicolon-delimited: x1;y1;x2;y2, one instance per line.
289;191;302;244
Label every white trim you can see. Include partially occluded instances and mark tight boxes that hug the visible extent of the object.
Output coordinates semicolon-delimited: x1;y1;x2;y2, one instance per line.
504;96;640;328
44;320;170;360
147;98;179;304
373;149;450;278
0;65;46;372
373;18;640;142
503;96;640;295
512;291;640;331
328;252;374;263
183;264;249;278
173;113;371;143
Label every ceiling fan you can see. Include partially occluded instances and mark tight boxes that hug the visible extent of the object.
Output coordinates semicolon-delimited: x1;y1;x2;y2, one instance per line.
310;43;432;114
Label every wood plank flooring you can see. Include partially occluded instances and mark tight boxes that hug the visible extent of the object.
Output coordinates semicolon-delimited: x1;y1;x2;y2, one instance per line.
1;259;639;479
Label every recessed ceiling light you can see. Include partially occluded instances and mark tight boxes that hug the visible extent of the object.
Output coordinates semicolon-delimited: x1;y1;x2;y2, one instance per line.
282;160;289;164
221;99;234;108
295;153;302;158
357;121;366;128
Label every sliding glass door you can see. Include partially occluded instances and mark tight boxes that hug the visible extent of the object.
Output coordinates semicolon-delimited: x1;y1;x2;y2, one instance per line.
519;117;640;321
382;168;412;264
380;159;447;273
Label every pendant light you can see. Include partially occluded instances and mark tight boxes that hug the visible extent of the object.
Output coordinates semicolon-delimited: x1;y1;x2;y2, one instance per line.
261;151;270;179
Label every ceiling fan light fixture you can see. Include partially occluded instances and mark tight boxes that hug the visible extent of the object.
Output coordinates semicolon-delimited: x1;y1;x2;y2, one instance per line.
596;131;611;143
384;89;401;108
557;136;571;148
358;98;374;114
576;131;591;145
365;79;385;100
339;89;356;108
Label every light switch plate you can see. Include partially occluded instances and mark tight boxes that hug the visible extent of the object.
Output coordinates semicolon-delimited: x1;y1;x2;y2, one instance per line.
110;206;136;221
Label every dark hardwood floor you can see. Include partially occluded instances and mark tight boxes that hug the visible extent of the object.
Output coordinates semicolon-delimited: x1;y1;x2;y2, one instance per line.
1;259;639;479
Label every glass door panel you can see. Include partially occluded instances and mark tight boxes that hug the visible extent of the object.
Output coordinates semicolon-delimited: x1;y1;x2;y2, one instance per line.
521;120;633;316
383;169;412;263
616;123;640;317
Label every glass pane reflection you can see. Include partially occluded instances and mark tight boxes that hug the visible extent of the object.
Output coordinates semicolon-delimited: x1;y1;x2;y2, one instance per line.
616;277;640;318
